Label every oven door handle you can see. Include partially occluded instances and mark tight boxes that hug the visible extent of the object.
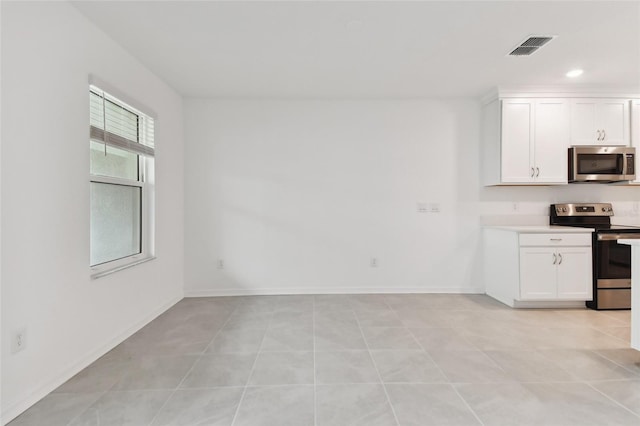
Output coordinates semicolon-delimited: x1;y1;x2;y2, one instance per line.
597;233;640;241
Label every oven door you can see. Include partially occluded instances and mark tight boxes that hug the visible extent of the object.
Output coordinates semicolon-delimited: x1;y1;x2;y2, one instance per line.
596;233;640;286
593;233;640;309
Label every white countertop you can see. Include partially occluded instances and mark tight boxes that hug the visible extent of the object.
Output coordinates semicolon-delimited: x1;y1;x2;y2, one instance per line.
485;225;595;233
619;239;640;246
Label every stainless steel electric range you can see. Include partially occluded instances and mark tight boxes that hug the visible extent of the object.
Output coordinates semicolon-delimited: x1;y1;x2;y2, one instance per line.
550;203;640;310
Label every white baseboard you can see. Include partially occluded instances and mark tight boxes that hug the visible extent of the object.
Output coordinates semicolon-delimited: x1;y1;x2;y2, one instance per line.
2;294;183;425
184;287;485;297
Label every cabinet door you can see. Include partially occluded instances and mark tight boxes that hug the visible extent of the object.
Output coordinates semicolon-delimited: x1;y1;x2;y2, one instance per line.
632;100;640;184
598;100;629;146
519;248;557;300
501;100;534;182
534;99;569;183
556;247;593;300
570;100;599;145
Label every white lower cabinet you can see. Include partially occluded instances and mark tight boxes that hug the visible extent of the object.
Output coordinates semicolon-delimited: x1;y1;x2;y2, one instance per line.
519;248;557;299
519;246;592;300
484;229;593;308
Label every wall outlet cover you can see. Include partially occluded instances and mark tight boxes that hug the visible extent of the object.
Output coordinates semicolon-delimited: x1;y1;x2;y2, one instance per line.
11;328;27;354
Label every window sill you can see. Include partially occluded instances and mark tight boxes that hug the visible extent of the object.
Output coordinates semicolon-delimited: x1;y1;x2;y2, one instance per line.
91;256;156;279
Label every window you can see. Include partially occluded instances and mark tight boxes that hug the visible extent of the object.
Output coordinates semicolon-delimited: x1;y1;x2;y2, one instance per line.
89;85;155;276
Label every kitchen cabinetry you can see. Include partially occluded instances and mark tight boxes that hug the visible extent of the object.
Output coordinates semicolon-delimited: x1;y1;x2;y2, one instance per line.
570;98;630;146
486;98;569;185
483;91;638;186
484;228;593;308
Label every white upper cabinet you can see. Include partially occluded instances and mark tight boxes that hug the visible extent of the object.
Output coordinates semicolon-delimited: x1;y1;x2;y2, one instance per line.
499;98;569;184
501;99;533;183
483;93;636;186
570;99;630;146
534;100;571;183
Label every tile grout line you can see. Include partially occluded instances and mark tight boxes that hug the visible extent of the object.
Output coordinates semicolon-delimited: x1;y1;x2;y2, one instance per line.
229;302;273;426
592;326;631;342
450;384;487;426
589;349;640;376
146;302;238;426
585;381;640;420
64;390;108;426
533;348;635;383
353;297;401;426
63;349;133;425
405;321;486;426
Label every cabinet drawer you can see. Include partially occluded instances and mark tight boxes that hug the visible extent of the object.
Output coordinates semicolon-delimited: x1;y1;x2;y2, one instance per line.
519;233;591;247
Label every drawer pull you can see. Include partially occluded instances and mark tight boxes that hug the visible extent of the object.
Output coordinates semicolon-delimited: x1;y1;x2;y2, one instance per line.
550;238;562;241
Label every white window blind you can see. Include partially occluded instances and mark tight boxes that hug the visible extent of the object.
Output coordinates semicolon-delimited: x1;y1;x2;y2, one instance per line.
90;87;155;157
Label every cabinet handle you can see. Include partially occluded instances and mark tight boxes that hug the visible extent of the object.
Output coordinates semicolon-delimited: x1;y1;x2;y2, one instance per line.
536;167;540;177
603;130;606;140
552;253;557;264
597;130;602;141
531;167;535;177
558;253;563;265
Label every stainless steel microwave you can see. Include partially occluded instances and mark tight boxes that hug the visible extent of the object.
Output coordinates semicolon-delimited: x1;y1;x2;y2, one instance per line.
568;146;635;182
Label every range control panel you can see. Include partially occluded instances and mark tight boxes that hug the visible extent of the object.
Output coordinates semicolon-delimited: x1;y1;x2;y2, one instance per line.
552;203;613;217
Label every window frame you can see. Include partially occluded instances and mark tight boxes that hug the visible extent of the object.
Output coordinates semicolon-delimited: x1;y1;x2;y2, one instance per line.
89;85;155;278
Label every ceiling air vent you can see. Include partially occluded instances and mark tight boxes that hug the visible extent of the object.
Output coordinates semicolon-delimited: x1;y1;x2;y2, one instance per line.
508;36;555;56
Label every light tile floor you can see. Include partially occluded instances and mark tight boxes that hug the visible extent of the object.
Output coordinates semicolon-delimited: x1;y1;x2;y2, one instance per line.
9;294;640;425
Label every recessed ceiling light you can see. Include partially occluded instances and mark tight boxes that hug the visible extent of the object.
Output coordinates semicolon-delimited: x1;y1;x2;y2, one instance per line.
566;69;584;78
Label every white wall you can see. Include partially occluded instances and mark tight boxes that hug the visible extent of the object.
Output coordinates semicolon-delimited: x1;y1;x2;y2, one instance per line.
184;99;484;295
184;99;640;297
1;2;184;422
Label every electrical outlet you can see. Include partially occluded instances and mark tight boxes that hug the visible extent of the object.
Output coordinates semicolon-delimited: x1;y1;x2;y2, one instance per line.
429;203;441;213
417;202;428;213
370;257;378;268
512;202;519;212
217;259;224;269
11;329;26;354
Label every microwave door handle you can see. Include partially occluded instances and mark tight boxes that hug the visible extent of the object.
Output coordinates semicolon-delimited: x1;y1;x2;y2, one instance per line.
597;233;640;241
